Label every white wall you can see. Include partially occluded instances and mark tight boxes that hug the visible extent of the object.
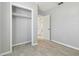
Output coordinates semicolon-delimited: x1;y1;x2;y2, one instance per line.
51;2;79;48
0;3;2;54
0;2;11;55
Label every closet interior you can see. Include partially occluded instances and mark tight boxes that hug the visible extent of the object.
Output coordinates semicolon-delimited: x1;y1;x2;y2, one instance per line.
12;4;32;46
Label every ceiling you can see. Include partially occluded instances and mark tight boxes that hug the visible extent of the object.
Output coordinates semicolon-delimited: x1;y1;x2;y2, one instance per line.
36;2;58;15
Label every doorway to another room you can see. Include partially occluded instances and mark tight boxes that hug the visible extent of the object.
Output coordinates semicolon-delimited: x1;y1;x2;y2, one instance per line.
37;15;51;41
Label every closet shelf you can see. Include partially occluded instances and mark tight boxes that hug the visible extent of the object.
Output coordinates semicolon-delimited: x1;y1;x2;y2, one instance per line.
12;13;31;19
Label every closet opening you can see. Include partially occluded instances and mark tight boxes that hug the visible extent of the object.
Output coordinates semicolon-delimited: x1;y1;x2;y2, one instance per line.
11;3;33;48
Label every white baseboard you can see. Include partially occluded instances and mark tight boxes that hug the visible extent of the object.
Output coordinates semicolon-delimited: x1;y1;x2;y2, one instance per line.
51;40;79;51
0;41;31;56
0;50;12;56
32;43;37;46
12;41;31;47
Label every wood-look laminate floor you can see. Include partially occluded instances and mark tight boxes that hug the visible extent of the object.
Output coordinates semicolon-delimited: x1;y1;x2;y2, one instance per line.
5;39;79;56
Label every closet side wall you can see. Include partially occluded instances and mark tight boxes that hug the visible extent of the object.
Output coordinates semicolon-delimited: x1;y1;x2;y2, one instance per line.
12;7;32;45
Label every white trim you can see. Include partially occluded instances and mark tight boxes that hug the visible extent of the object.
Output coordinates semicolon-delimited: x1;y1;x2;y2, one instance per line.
31;9;34;46
32;43;38;46
10;2;12;54
12;3;32;10
12;13;31;18
31;8;34;46
0;41;31;56
0;50;11;56
51;40;79;51
12;41;31;47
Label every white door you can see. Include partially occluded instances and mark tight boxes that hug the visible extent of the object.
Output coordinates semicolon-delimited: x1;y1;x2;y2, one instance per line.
38;15;50;40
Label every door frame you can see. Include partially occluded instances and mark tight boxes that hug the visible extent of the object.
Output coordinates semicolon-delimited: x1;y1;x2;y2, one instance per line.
49;15;51;41
10;3;34;53
38;15;51;41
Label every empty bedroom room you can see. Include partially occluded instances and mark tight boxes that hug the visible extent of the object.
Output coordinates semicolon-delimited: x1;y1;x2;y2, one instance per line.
0;2;79;56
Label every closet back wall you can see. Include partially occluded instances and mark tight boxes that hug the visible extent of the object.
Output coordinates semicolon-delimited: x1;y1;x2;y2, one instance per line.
14;2;38;45
12;5;32;45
